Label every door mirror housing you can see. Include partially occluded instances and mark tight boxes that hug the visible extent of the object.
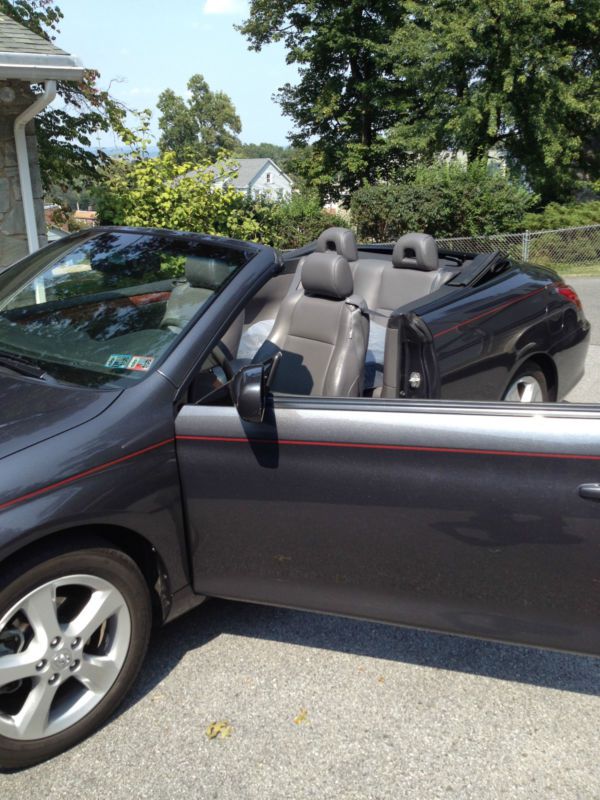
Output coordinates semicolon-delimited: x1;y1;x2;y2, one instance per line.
230;353;281;423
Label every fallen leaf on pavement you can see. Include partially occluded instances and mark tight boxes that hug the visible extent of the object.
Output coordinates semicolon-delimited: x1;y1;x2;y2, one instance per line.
293;708;308;725
205;720;233;739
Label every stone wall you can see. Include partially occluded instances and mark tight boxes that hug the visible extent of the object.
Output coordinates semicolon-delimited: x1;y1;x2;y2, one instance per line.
0;79;47;268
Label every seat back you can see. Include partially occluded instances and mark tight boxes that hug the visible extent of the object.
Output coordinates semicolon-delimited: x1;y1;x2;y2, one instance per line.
254;251;369;397
161;256;233;332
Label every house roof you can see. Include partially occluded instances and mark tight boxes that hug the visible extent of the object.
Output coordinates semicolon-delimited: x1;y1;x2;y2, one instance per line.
0;11;84;81
215;158;292;189
228;159;273;189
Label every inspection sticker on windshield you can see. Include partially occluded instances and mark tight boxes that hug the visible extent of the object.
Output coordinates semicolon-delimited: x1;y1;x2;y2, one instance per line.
106;354;132;369
127;355;154;371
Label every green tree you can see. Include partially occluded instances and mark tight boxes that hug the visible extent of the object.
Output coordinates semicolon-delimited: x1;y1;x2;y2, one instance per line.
157;74;242;163
0;0;133;192
239;1;412;201
389;0;600;203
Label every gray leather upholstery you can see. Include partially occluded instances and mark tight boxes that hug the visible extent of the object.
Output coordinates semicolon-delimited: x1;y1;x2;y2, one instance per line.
392;233;439;271
315;227;359;262
302;251;354;299
219;311;244;359
161;285;212;332
161;257;243;359
161;256;234;332
254;251;369;397
292;229;451;312
185;256;234;290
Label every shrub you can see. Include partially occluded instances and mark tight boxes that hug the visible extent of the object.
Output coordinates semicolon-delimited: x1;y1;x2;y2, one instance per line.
523;201;600;231
351;160;536;241
94;148;348;250
264;192;349;250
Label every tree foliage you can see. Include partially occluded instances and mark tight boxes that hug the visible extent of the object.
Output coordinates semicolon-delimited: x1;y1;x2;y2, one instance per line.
94;122;346;249
157;74;242;163
0;0;133;192
390;0;600;203
351;160;536;241
239;1;412;201
240;0;599;204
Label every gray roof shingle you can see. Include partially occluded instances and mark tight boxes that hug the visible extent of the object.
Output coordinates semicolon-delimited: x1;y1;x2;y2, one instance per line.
228;158;272;188
0;11;68;56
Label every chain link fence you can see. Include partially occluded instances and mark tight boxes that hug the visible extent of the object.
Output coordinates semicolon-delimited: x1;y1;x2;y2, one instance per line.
437;224;600;271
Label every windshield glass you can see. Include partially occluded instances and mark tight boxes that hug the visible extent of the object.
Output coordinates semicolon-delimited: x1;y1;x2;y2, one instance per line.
0;230;255;388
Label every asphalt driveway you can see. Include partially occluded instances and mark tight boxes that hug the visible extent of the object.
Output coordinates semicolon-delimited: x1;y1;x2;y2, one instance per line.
3;280;600;799
567;278;600;403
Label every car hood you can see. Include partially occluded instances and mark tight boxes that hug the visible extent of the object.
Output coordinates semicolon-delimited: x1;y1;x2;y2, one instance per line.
0;373;120;460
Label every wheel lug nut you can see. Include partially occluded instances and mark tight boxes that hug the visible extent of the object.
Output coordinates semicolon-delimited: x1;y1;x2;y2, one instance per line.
50;636;61;648
48;673;59;685
69;660;80;672
35;660;46;671
71;638;81;649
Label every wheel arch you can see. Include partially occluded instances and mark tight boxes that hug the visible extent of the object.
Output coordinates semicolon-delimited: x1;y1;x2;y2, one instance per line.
508;352;558;402
0;524;171;624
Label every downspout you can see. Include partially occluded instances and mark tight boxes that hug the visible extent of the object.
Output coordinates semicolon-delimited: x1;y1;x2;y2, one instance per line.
14;79;57;254
14;80;56;301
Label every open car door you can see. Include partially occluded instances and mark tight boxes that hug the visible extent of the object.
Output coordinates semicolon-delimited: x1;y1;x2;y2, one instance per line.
175;374;600;657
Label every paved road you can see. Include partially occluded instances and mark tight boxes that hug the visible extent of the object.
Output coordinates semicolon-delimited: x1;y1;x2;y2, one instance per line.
5;600;600;800
4;281;600;799
566;278;600;403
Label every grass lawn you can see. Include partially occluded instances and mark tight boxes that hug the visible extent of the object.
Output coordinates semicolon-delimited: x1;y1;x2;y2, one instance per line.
553;261;600;278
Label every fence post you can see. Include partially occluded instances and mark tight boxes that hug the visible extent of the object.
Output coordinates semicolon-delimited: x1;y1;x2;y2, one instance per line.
522;229;531;262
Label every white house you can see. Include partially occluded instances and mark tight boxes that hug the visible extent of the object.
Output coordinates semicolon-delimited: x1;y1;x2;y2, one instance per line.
212;158;293;200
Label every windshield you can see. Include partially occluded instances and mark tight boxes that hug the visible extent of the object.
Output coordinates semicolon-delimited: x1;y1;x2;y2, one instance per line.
0;230;255;388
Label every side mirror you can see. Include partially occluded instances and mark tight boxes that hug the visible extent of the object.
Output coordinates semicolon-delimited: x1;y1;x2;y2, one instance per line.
229;353;281;423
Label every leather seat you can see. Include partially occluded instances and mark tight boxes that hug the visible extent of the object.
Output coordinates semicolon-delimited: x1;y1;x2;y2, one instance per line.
292;228;458;311
386;232;458;304
254;251;369;397
161;256;244;357
162;257;233;332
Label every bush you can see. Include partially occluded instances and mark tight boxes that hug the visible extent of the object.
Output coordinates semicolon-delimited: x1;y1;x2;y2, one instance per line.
94;150;267;240
94;147;347;250
263;192;349;250
351;160;536;241
523;201;600;231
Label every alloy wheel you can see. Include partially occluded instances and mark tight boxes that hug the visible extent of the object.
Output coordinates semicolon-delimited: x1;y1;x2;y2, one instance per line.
0;574;131;741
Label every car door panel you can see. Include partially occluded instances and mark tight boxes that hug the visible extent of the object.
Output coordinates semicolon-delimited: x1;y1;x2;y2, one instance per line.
175;400;600;655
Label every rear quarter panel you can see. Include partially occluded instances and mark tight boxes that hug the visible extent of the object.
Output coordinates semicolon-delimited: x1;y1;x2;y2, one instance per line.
421;264;589;401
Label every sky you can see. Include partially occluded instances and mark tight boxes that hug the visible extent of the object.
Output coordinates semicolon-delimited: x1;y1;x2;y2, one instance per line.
53;0;298;150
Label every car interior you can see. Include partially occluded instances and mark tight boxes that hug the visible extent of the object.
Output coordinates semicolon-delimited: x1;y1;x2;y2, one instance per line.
0;226;474;395
195;227;473;399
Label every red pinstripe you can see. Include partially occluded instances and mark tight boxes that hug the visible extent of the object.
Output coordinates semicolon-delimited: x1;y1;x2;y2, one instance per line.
433;284;551;339
0;438;174;513
176;434;600;461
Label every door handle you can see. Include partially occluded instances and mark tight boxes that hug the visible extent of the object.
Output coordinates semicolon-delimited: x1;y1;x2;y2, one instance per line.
579;484;600;501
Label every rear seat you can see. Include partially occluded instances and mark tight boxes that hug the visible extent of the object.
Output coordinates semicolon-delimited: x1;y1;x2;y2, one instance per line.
238;228;459;385
285;227;457;311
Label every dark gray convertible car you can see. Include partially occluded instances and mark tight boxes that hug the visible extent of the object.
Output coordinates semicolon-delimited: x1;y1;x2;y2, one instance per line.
0;225;594;768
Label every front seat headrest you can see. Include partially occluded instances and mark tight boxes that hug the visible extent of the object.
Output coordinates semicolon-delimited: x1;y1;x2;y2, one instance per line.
185;256;233;289
392;233;439;271
301;251;354;300
315;227;358;262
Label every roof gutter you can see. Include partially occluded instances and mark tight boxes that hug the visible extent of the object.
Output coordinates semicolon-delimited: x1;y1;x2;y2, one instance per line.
0;51;84;82
14;80;56;256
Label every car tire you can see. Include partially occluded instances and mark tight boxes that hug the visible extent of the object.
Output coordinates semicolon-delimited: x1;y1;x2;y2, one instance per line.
0;538;152;770
502;360;549;403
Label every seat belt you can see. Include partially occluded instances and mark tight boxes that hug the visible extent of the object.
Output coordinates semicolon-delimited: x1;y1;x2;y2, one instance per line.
345;294;393;321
